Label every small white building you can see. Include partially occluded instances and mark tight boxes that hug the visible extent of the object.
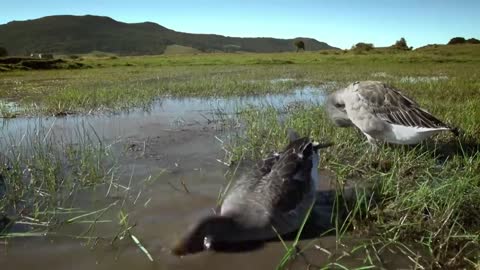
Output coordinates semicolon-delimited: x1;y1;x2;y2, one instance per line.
30;53;53;59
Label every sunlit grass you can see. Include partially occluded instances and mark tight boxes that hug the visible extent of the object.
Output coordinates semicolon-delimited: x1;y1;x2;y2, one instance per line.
1;47;480;116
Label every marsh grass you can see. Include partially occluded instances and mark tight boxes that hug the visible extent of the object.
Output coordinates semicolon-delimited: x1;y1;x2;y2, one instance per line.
0;121;159;262
0;121;121;238
275;201;318;270
1;46;480;116
113;209;154;262
0;65;313;116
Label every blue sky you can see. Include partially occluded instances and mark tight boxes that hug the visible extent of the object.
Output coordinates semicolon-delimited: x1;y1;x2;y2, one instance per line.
1;0;479;49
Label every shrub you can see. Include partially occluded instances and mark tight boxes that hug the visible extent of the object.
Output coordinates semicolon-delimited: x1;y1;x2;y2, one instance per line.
352;42;374;51
448;37;466;45
294;40;305;52
393;37;411;50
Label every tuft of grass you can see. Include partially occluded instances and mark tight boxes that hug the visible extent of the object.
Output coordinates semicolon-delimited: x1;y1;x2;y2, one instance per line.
113;210;154;262
276;201;316;270
0;121;160;264
0;122;117;238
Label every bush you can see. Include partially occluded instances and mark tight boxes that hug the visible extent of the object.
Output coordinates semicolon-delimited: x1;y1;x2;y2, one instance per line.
393;37;411;50
448;37;466;45
448;37;480;45
352;42;374;51
294;40;305;52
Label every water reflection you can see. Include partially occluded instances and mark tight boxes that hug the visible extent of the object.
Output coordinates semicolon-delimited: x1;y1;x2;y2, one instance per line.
0;86;325;142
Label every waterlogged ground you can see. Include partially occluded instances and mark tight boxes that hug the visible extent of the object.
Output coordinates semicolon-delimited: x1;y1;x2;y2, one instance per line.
0;86;416;269
1;49;480;269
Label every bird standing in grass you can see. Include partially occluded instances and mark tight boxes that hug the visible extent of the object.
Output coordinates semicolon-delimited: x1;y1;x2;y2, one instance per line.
172;131;332;255
325;81;458;148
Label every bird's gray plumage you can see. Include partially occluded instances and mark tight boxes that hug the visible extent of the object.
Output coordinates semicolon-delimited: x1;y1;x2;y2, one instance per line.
172;131;332;255
326;81;458;145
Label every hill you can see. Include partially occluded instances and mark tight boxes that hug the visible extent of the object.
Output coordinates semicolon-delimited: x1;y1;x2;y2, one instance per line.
415;43;480;57
0;15;337;55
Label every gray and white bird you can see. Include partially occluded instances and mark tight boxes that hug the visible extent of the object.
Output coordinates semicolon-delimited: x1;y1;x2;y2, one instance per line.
172;131;332;255
326;81;458;147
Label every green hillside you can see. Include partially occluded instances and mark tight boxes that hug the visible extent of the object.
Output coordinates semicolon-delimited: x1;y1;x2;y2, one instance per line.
0;15;337;55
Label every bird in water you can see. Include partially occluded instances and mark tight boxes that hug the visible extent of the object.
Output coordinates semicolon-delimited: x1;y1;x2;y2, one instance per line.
172;131;332;255
325;81;458;148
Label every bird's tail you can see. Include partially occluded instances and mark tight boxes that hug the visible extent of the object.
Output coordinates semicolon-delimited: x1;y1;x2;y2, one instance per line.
450;126;460;137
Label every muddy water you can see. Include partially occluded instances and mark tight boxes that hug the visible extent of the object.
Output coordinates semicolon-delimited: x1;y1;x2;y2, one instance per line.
0;87;413;269
0;86;323;139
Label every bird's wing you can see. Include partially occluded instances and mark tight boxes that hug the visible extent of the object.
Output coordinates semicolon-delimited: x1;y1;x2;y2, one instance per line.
264;139;313;212
356;82;451;129
252;153;279;179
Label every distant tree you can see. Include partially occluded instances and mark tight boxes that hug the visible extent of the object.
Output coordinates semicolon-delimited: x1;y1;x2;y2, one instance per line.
294;40;305;52
352;42;374;51
0;47;7;57
394;37;410;50
448;37;466;45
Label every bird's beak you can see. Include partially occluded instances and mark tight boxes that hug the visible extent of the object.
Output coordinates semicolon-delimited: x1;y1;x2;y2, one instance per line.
312;141;334;150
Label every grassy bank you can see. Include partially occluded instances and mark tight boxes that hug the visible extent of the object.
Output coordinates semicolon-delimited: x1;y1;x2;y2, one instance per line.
0;45;479;116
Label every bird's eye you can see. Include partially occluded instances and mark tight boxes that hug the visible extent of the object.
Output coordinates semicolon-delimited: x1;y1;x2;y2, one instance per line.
334;103;344;108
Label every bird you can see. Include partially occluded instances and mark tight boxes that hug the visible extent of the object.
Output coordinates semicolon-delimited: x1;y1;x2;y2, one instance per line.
171;131;332;256
325;81;458;147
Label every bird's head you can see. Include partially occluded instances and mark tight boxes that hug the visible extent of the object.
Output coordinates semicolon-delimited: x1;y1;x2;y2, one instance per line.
325;89;353;127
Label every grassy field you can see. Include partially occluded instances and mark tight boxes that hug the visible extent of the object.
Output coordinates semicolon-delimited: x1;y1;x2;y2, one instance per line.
1;44;480;268
0;44;479;116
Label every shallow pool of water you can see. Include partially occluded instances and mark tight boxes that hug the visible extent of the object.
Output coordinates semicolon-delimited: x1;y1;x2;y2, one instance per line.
0;85;325;141
0;86;414;269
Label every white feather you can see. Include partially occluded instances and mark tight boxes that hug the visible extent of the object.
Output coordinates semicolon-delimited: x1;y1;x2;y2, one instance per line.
384;124;449;144
327;81;454;145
